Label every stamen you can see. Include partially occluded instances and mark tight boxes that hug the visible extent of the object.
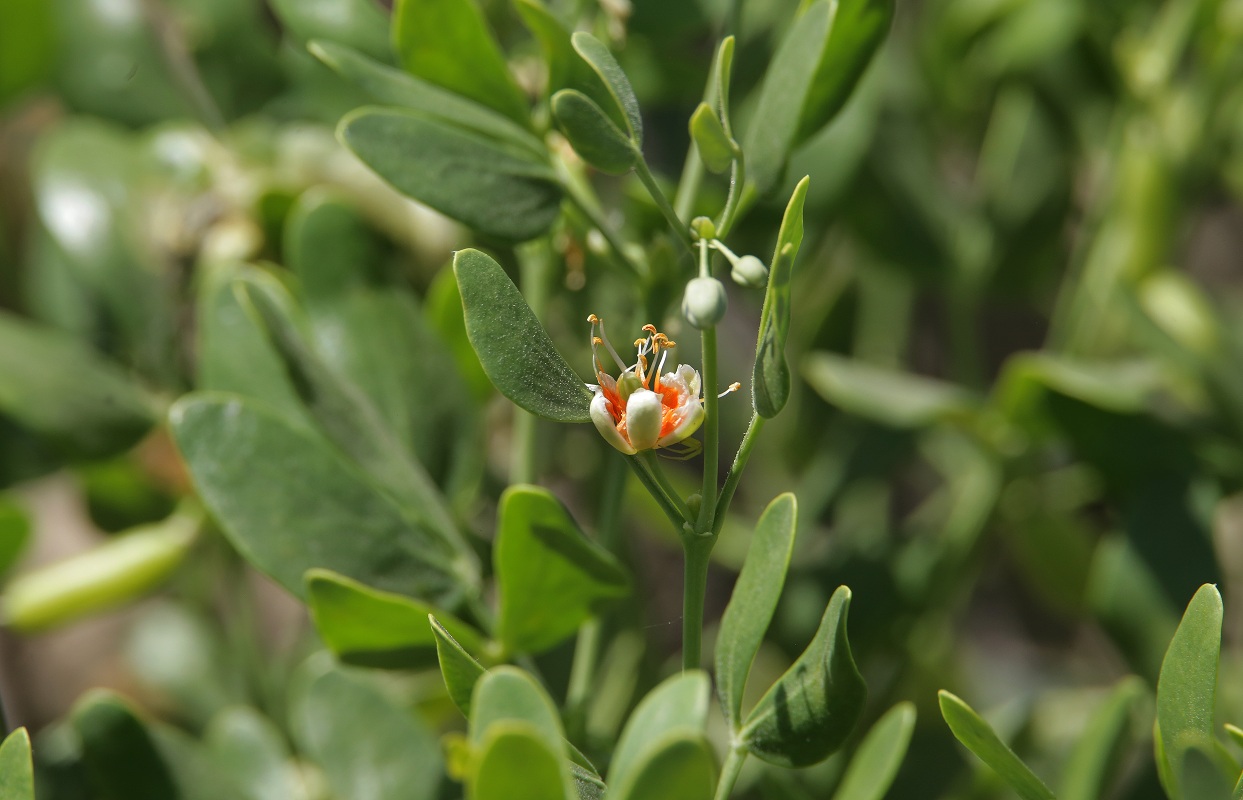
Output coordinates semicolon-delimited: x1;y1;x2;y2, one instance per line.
718;382;742;398
592;315;628;372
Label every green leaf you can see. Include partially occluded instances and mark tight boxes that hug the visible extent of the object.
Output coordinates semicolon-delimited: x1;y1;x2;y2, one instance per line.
234;273;472;569
0;497;31;578
716;493;798;731
340;107;562;241
205;708;307;800
0;728;34;800
0;311;154;459
743;2;833;194
1156;584;1231;800
1060;678;1145;800
454;249;594;421
609;733;716;800
391;0;529;125
469;667;575;799
269;0;391;61
2;509;198;632
938;691;1055;800
291;667;442;800
305;568;485;668
803;353;981;429
610;671;710;791
689;102;735;174
552;89;638;175
432;614;488;715
170;394;462;603
752;176;809;418
309;41;546;157
512;0;578;93
71;691;178;800
496;486;630;654
795;0;893;143
740;585;866;767
472;723;572;800
570;32;642;145
830;702;916;800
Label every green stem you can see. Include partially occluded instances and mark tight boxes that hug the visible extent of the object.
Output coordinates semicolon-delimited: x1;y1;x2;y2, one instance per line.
715;153;746;239
681;534;713;670
565;618;601;741
634;158;694;252
674;144;706;223
712;413;765;536
714;747;748;800
696;326;720;534
626;455;689;530
512;242;553;484
640;451;692;521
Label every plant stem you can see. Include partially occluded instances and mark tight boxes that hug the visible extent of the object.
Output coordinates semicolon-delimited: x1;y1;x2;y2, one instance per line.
512;242;552;484
714;747;748;800
626;456;689;529
681;534;713;670
696;326;720;534
715;154;746;239
565;618;601;741
634;158;694;252
712;413;765;536
640;451;692;520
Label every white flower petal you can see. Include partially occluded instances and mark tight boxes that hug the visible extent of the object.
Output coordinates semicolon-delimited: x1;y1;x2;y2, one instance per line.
677;364;702;398
591;393;635;454
625;389;663;452
657;401;705;447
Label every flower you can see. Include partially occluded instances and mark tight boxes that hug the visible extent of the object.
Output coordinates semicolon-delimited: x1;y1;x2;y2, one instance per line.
586;316;738;456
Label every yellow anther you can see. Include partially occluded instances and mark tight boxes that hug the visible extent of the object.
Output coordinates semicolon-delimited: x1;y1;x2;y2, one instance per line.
588;314;600;324
642;324;658;334
593;337;604;345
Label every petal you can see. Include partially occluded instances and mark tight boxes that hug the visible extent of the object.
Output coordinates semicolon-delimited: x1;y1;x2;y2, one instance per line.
657;401;705;447
591;393;636;454
677;364;702;398
625;389;663;451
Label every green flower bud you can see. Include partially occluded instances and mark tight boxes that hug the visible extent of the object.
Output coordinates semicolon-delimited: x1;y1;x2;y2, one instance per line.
691;216;717;241
682;277;727;329
686;493;703;519
730;255;769;288
617;371;643;400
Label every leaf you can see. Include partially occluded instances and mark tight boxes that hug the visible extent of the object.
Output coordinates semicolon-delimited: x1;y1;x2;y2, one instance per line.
205;707;307;800
795;0;894;143
2;509;198;632
391;0;529;125
938;691;1055;800
454;249;594;421
552;89;638;174
0;0;54;106
0;728;34;800
689;102;734;174
305;568;485;668
269;0;391;61
0;497;31;577
496;486;630;655
610;671;710;791
740;585;866;767
609;733;716;800
0;311;154;459
290;667;442;800
309;41;546;157
1156;584;1231;800
469;667;574;793
752;176;809;418
570;32;642;145
1060;678;1145;800
716;493;798;731
830;702;916;800
803;353;981;429
743;2;834;194
472;723;572;800
432;614;488;715
340;107;562;241
170;394;463;603
512;0;578;92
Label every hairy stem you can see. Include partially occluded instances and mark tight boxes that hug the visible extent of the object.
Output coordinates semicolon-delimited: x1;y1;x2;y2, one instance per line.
714;747;748;800
634;158;694;252
713;413;765;536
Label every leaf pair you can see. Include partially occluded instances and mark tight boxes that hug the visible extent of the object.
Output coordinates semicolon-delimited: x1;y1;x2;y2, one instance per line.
716;493;867;766
550;32;645;175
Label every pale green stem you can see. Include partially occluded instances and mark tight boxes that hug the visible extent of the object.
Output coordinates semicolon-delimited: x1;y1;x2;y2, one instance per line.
712;413;765;536
696;326;720;534
681;534;713;670
714;747;748;800
640;451;692;521
715;154;746;239
634;158;694;252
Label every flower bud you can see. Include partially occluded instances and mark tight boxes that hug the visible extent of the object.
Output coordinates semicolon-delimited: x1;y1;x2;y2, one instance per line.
617;371;643;400
682;277;727;329
686;493;702;519
730;255;769;288
690;216;717;241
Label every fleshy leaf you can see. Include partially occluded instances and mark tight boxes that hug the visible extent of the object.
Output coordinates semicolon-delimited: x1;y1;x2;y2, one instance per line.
740;585;865;767
570;32;642;145
1060;678;1145;800
609;733;716;800
454;249;594;421
938;691;1055;800
610;672;710;791
0;728;34;800
431;615;488;715
472;724;572;800
689;102;734;174
830;703;916;800
752;176;809;418
716;493;797;731
552;89;638;174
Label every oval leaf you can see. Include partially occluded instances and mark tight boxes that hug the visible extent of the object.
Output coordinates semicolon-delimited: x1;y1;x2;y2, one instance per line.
0;728;34;800
472;724;572;800
305;568;485;668
340;107;562;242
741;585;865;767
716;493;798;731
689;102;735;174
830;703;916;800
752;176;809;418
496;486;630;654
205;708;308;800
938;691;1055;800
610;733;716;800
432;614;489;716
454;249;594;421
170;393;461;603
570;32;642;145
611;671;710;790
392;0;529;125
552;89;638;175
469;666;574;800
